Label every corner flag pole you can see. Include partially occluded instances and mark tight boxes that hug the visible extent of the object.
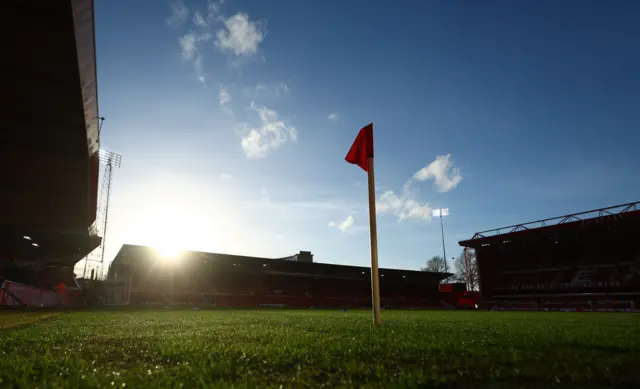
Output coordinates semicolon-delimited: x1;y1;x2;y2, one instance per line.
345;123;381;325
367;157;382;326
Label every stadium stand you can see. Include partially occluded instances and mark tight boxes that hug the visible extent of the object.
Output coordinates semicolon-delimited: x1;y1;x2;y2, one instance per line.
0;0;100;308
105;245;452;309
459;201;640;312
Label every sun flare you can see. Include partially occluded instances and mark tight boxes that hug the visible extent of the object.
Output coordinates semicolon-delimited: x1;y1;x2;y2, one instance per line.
153;244;184;259
120;180;245;260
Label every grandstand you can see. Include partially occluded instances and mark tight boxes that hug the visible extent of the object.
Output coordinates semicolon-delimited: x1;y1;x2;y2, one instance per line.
459;201;640;311
105;245;452;308
0;0;100;306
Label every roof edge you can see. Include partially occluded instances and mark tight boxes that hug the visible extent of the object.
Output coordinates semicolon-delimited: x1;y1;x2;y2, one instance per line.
71;0;100;157
459;202;640;248
114;244;451;277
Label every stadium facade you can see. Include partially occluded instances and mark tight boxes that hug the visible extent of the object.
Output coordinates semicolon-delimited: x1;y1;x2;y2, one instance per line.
105;245;452;308
459;201;640;311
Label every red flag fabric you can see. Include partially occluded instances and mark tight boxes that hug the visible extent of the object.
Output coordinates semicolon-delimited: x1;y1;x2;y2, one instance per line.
345;123;374;172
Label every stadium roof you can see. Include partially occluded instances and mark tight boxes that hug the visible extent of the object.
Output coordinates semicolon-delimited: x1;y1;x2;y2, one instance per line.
0;0;101;266
112;244;452;282
459;201;640;249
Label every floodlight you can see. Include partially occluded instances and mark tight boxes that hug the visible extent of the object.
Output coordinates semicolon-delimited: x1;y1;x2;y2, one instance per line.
98;149;123;168
84;148;124;280
432;208;451;274
433;208;449;217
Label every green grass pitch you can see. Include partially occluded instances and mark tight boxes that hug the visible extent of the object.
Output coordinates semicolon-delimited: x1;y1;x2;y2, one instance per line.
0;309;638;388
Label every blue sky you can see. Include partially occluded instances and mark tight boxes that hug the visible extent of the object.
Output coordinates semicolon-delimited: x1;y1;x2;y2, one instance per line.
81;0;640;276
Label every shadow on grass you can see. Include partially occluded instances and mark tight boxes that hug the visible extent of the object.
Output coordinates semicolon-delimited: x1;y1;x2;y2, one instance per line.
0;312;61;331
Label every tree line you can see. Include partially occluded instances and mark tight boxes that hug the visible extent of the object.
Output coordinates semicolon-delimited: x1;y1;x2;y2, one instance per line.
421;250;479;291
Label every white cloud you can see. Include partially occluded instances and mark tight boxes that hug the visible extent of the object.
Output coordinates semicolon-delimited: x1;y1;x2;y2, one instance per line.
179;32;212;85
375;155;462;222
413;154;463;192
179;33;198;59
243;82;290;101
198;32;213;42
241;103;297;158
328;112;339;122
219;173;234;180
329;215;354;232
193;11;206;27
254;82;289;98
193;55;207;86
376;185;433;222
206;0;225;23
167;0;189;26
219;87;232;115
169;1;231;85
170;3;264;83
215;13;265;56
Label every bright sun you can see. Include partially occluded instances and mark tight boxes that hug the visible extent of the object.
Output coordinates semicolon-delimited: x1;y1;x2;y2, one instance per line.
154;244;184;259
122;181;241;260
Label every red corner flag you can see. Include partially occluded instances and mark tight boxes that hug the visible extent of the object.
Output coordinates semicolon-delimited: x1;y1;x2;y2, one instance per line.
344;122;381;326
345;123;373;172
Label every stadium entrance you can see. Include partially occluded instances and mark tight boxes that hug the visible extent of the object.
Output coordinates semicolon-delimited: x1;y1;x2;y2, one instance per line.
459;201;640;312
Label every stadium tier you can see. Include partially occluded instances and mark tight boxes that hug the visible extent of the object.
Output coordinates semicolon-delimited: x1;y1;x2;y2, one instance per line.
105;245;452;308
0;0;101;269
459;201;640;311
